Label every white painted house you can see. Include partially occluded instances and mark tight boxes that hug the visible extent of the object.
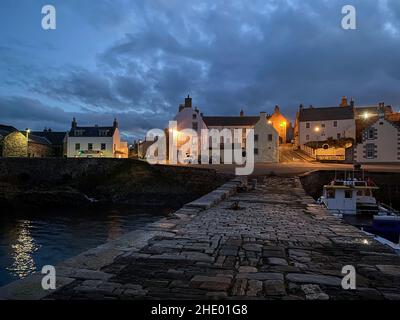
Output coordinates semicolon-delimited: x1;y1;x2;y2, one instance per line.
172;96;279;163
355;110;400;163
296;104;356;147
66;118;128;158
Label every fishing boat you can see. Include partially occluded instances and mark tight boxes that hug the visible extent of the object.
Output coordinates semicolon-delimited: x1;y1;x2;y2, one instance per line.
318;176;400;250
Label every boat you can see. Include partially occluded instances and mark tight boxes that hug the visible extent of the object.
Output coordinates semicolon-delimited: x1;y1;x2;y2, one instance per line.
318;176;400;250
318;177;381;216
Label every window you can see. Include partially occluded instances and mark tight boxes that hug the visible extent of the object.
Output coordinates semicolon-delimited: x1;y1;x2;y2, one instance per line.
75;143;80;151
345;190;353;198
321;123;325;128
306;135;310;141
368;128;375;139
337;133;341;139
101;143;106;150
254;134;259;142
192;113;197;119
192;122;198;131
99;130;109;137
333;121;338;127
254;148;259;155
366;143;375;159
327;189;335;199
306;123;310;129
88;143;93;150
268;134;273;141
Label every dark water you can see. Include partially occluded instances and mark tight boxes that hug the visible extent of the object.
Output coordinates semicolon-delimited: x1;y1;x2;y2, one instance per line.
0;207;170;287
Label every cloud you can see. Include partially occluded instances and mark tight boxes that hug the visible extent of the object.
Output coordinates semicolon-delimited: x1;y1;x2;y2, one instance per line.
2;0;400;138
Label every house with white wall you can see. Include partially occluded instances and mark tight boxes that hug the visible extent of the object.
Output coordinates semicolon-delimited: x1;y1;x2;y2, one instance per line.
296;104;356;147
172;96;279;163
66;118;128;158
355;110;400;163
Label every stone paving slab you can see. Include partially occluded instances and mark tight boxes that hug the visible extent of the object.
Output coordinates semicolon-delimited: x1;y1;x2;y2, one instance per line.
1;176;400;300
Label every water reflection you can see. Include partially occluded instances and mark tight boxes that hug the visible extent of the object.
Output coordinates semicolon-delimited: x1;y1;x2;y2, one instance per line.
0;207;169;286
6;220;40;279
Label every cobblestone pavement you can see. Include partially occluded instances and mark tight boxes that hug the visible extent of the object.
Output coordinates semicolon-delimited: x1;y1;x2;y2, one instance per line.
48;177;400;300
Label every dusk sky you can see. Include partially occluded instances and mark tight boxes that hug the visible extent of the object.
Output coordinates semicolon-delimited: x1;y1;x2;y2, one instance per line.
1;0;400;140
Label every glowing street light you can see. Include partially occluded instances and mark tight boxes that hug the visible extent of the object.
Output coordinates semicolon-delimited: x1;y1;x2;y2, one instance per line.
362;112;370;120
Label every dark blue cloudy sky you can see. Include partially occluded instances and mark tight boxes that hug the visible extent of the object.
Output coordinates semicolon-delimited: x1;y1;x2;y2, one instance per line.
1;0;400;140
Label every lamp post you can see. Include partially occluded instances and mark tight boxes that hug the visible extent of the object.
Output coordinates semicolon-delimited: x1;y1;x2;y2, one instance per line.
25;128;30;157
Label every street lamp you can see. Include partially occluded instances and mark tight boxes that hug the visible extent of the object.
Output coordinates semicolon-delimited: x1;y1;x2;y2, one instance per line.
25;128;30;157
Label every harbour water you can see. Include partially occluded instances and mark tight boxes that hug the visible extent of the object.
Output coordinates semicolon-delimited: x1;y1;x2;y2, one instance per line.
0;207;170;287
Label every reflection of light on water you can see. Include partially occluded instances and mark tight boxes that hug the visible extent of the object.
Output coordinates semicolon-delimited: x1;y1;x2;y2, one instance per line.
6;220;40;279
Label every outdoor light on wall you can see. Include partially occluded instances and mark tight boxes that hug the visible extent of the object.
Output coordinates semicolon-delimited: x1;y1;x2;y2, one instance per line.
362;112;370;119
314;127;320;132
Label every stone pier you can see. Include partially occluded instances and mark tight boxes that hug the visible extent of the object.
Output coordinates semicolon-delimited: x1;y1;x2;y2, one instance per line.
1;176;400;300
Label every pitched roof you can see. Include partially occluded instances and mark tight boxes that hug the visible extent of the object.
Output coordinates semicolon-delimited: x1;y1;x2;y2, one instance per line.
298;106;354;122
0;124;18;136
31;131;66;145
203;116;260;127
355;113;400;143
68;126;116;137
28;134;51;145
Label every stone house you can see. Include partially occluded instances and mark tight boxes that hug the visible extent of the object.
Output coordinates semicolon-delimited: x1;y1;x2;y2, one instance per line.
0;125;27;157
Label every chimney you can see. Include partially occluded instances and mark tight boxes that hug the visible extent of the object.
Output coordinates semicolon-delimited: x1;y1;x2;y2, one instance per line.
341;96;348;107
71;117;77;129
378;103;385;119
113;118;118;128
178;104;184;112
350;97;355;107
240;109;244;117
184;94;192;109
299;104;304;111
259;111;267;120
274;105;280;113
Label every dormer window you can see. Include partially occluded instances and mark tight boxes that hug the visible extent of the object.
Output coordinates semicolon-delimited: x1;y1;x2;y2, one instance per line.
99;130;110;137
74;130;84;136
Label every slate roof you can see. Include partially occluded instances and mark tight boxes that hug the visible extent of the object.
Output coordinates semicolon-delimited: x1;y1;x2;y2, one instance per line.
31;131;67;145
203;116;261;127
298;106;354;122
0;124;18;136
28;135;51;145
68;126;116;137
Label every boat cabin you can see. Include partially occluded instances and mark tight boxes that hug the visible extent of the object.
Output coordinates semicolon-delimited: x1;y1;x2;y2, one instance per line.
320;179;379;215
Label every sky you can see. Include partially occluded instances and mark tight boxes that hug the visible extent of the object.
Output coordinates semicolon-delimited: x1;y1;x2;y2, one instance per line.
1;0;400;141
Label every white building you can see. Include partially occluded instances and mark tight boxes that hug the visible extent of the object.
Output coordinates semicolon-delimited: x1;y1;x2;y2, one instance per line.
355;110;400;163
66;118;128;158
173;96;279;163
296;104;356;147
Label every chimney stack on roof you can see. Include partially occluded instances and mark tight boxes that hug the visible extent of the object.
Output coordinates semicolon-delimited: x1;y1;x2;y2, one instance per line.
184;94;192;109
240;109;244;117
113;118;118;128
71;117;77;129
341;96;348;107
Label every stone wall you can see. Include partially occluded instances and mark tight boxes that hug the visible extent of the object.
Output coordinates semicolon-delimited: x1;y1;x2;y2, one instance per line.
2;132;27;157
28;142;54;158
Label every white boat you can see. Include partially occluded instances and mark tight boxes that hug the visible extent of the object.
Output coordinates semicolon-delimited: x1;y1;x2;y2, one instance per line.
318;176;400;250
318;177;381;216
